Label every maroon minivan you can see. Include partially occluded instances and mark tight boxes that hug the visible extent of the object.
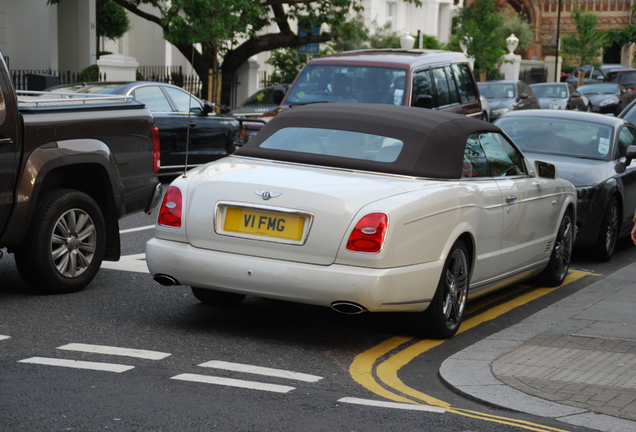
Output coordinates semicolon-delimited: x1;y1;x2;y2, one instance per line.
237;49;483;143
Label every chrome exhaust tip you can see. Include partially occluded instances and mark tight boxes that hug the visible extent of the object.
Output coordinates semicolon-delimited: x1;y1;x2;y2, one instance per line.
153;274;180;286
331;301;367;314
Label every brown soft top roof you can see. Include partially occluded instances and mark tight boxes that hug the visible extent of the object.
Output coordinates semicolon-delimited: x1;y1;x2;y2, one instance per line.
235;103;503;179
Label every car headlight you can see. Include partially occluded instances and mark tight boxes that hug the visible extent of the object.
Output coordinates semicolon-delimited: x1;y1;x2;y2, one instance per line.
599;98;619;107
491;108;510;116
576;185;598;200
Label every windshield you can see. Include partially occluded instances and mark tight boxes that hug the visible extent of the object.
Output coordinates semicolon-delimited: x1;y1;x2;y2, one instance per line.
283;65;408;106
496;116;614;161
577;83;618;95
478;83;515;99
531;85;567;99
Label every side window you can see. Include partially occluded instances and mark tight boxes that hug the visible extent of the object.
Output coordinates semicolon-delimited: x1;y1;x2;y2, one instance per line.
463;134;490;178
133;86;173;112
164;86;204;113
411;68;435;107
479;132;527;177
451;63;478;103
432;67;452;107
592;69;604;80
618;126;636;159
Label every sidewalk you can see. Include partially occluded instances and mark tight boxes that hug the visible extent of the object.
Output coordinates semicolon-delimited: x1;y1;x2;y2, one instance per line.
439;261;636;432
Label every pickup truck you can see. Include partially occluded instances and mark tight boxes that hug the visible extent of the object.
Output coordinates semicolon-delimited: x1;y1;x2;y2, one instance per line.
0;54;162;294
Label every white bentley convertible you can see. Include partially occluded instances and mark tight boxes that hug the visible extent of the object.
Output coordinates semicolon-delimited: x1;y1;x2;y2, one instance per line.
146;103;577;338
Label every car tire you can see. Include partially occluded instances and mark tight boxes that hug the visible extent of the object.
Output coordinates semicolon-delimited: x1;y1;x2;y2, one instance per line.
593;197;620;262
417;239;470;339
535;209;574;287
14;189;106;294
191;287;246;305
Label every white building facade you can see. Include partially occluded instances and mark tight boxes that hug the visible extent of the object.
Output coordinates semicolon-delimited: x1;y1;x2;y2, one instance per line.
0;0;455;106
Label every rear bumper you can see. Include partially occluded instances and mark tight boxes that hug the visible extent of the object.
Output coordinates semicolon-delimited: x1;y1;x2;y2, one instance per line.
145;238;444;312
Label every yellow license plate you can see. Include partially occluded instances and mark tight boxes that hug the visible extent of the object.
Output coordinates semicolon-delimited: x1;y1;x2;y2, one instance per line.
223;207;305;241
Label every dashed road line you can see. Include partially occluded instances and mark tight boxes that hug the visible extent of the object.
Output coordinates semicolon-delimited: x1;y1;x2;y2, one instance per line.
171;373;296;393
198;360;323;382
19;356;134;373
58;343;170;360
0;335;10;341
120;225;155;234
100;253;149;273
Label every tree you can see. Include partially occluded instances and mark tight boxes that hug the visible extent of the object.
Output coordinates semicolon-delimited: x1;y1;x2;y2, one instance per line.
560;7;609;86
51;0;420;106
449;0;506;81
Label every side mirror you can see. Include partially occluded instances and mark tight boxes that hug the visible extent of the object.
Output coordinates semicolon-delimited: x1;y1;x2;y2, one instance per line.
535;160;557;179
414;94;433;109
570;92;581;99
202;100;214;114
616;144;636;173
273;87;287;105
519;93;529;99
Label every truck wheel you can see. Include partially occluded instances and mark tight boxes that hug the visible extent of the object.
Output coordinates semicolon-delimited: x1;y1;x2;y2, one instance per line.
14;189;106;294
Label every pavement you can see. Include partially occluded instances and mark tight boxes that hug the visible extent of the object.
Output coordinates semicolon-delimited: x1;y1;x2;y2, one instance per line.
439;261;636;432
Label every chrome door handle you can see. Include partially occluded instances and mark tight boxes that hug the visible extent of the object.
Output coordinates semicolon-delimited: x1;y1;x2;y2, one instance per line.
506;195;517;203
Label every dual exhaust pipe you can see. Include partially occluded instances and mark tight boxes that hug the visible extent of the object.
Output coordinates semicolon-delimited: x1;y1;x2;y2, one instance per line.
154;274;367;315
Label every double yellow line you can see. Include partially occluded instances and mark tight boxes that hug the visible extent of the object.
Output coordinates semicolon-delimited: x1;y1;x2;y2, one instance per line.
349;270;593;432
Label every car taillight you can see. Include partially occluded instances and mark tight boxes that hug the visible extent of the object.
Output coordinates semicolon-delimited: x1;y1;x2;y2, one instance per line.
152;125;161;174
346;213;388;253
157;186;182;228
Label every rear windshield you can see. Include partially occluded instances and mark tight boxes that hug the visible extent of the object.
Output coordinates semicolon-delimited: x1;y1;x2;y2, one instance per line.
284;65;408;106
259;127;404;163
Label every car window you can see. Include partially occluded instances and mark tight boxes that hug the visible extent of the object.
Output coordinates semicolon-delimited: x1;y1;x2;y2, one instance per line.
618;125;636;159
412;68;435;107
432;67;454;107
164;86;204;113
451;63;478;103
258;127;404;162
463;134;491;178
133;86;173;112
477;132;526;177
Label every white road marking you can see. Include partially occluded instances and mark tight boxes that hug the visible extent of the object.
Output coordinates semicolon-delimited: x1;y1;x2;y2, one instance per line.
198;360;323;383
120;225;155;234
19;357;134;373
338;397;446;413
0;335;10;341
171;373;295;393
100;253;149;273
58;343;170;360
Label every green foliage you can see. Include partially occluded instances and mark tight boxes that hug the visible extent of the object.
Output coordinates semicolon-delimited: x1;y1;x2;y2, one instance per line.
78;64;99;82
450;0;506;79
97;0;130;41
560;7;608;68
418;34;442;49
265;49;311;84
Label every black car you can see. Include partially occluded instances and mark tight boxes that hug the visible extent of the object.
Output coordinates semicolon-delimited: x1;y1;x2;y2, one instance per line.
566;64;632;87
495;109;636;261
477;80;540;121
576;83;636;116
605;69;636;91
46;82;240;175
529;82;591;111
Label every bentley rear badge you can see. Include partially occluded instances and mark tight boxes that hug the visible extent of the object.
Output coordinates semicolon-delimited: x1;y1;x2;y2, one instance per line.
254;189;282;200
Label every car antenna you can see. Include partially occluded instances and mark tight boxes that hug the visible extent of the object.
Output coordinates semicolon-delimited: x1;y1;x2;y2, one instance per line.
182;45;195;179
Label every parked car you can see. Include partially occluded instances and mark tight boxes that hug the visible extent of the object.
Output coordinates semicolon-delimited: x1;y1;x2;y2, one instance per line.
46;81;240;175
576;82;636;116
146;103;576;338
477;80;540;121
529;82;591;111
494;109;636;261
604;68;636;91
229;84;289;118
237;49;484;144
566;64;633;87
618;97;636;124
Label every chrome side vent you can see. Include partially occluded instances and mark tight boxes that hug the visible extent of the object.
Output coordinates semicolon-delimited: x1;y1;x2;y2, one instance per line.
545;241;553;254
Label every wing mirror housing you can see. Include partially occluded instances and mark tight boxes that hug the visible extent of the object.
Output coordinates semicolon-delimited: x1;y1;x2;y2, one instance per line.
616;145;636;173
414;94;433;109
535;160;557;179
